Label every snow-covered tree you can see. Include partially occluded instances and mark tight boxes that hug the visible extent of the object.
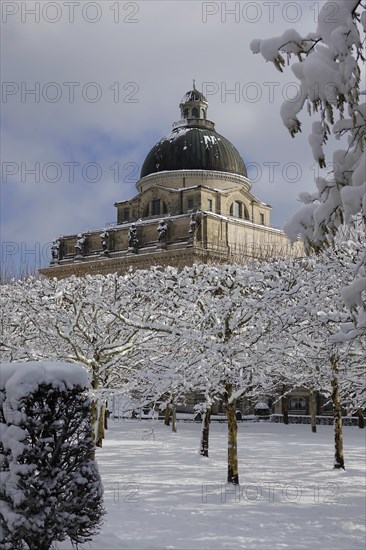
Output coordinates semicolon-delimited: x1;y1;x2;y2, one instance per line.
256;237;365;468
112;263;279;484
0;274;154;446
0;278;48;362
2;256;363;476
0;361;104;550
250;0;366;338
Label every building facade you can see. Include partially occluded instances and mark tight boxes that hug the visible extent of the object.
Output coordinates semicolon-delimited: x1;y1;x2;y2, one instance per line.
40;84;302;279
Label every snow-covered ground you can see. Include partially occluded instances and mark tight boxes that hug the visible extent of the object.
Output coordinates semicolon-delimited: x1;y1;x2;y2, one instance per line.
60;421;365;550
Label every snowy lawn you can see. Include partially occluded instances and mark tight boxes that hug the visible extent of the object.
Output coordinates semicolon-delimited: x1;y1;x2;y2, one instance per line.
60;421;365;550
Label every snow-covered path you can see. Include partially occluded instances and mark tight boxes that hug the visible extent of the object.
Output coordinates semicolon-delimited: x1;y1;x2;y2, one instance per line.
60;421;365;549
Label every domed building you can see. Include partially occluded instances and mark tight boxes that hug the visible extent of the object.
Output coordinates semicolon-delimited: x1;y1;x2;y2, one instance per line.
140;87;246;178
40;84;302;279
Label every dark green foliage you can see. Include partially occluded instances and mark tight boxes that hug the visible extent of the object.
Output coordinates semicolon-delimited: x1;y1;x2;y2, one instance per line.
0;383;104;549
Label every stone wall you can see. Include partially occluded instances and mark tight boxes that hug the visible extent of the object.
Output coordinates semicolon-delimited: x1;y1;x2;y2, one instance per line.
41;211;303;280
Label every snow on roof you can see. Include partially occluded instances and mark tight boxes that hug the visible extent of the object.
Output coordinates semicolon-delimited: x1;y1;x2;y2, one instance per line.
254;402;270;409
163;127;191;143
206;211;285;233
203;134;218;148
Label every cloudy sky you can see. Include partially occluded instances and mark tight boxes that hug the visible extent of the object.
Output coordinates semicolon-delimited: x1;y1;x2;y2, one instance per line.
1;0;339;274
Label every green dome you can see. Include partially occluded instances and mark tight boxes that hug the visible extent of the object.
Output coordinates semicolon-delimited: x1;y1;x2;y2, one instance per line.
140;126;247;178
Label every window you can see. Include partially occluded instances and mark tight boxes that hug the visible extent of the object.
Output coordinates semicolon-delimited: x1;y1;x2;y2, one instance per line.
289;397;306;411
207;199;213;212
322;401;333;413
152;199;161;216
123;208;129;221
188;198;194;210
260;213;265;225
144;200;167;218
230;202;250;220
230;201;243;218
192;107;199;118
183;109;188;119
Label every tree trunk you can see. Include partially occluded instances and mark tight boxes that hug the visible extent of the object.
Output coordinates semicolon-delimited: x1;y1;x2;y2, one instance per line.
104;407;108;430
90;369;99;451
200;406;212;457
282;385;289;425
164;402;171;426
225;384;239;485
309;390;317;433
172;402;177;433
331;358;345;469
96;401;106;448
357;409;364;429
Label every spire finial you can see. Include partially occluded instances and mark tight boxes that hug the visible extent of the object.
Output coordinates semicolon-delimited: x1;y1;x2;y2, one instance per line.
193;79;196;90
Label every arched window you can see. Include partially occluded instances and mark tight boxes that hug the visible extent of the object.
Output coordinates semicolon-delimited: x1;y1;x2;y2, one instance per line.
183;109;188;119
192;107;199;118
230;201;250;220
230;201;241;218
